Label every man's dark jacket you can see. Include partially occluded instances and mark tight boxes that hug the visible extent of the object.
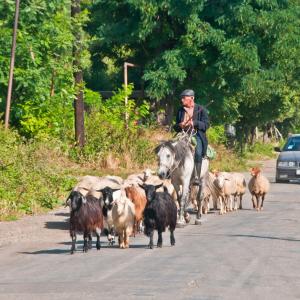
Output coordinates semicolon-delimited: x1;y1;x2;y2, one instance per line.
174;103;210;156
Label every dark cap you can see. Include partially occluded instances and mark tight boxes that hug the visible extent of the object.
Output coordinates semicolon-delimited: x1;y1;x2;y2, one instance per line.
180;89;195;97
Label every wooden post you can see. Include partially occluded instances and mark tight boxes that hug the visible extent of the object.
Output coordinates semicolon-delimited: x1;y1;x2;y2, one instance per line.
72;0;85;147
5;0;20;129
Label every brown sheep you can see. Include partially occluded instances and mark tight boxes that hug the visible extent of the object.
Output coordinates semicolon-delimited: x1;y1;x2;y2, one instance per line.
248;167;270;211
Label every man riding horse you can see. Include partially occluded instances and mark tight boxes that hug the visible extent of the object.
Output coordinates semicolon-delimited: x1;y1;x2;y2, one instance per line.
173;89;210;186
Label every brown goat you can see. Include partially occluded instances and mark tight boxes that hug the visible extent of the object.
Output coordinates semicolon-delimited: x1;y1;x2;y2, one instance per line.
248;167;270;211
125;185;147;235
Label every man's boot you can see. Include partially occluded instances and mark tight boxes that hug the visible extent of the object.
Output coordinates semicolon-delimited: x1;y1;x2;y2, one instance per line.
193;161;202;186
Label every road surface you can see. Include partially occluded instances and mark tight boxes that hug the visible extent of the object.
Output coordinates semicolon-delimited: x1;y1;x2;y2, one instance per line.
0;160;299;300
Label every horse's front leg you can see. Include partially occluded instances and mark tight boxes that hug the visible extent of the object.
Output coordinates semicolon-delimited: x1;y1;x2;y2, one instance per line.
177;183;189;227
195;184;203;225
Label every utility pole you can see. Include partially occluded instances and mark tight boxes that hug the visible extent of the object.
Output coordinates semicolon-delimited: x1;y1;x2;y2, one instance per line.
124;62;136;126
71;0;85;147
5;0;20;129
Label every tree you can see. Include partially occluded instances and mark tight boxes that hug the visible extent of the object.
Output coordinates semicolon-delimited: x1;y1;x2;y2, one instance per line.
87;0;300;140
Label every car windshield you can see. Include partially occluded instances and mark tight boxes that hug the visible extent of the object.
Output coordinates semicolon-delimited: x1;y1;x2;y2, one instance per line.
282;136;300;151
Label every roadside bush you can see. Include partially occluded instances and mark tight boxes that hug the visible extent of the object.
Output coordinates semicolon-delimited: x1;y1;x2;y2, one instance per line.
0;123;77;220
244;142;276;160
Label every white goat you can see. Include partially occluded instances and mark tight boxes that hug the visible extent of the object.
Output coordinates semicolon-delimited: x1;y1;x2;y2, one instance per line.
111;189;135;249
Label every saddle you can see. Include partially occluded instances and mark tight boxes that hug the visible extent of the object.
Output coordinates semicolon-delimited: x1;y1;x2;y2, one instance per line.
174;132;216;160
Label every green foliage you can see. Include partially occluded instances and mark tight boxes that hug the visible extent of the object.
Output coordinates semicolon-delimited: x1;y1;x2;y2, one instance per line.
71;86;153;167
207;126;226;145
244;142;276;160
0;123;77;220
88;0;300;140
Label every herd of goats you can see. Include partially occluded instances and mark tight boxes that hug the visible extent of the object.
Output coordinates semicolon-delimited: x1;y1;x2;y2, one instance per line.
65;164;270;254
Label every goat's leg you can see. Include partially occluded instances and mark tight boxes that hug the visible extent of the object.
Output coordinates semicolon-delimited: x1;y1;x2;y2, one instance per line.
88;233;93;249
170;229;175;246
83;232;88;253
157;230;163;248
106;227;115;246
119;230;125;249
125;228;131;248
70;230;76;254
239;195;243;209
95;228;101;250
148;230;154;249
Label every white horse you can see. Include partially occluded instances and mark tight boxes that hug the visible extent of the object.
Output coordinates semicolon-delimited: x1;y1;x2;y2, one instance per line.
155;137;209;226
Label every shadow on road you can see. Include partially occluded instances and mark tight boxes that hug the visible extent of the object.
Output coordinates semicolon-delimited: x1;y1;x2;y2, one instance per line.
54;212;70;217
229;234;300;242
19;249;70;255
59;240;148;249
19;242;148;255
44;221;69;230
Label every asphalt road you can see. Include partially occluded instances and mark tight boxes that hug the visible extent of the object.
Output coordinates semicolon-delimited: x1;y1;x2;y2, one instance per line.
0;160;299;300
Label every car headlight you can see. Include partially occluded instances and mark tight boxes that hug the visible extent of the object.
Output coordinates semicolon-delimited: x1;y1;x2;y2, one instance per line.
278;161;295;167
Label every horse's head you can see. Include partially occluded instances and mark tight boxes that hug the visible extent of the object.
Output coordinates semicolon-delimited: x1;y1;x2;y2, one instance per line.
155;142;176;180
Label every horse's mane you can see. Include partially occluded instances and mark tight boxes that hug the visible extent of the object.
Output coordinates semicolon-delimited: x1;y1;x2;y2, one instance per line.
155;138;191;167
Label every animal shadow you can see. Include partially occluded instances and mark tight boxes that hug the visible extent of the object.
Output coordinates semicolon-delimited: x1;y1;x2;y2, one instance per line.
44;220;69;230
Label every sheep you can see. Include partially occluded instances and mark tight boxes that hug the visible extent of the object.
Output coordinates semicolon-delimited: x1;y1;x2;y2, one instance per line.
214;172;238;214
231;172;247;210
67;190;103;254
100;187;135;249
125;185;147;235
190;172;218;214
69;175;122;201
140;183;177;249
125;169;178;209
248;167;270;211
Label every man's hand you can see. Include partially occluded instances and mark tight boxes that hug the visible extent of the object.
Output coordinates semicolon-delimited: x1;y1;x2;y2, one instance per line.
179;119;193;129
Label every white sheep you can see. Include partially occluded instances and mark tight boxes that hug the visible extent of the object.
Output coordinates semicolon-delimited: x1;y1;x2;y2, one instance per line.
214;172;237;214
248;167;270;211
231;172;247;210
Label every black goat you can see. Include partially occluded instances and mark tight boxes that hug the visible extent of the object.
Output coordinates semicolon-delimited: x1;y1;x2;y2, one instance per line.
139;183;177;249
67;190;103;254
